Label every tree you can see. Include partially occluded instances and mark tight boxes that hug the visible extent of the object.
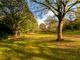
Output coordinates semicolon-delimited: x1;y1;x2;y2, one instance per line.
63;8;80;31
30;0;80;41
20;13;38;33
0;0;33;35
0;0;28;15
39;23;47;32
44;16;57;33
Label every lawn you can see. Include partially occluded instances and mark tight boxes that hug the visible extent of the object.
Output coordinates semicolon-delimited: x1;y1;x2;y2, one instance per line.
0;33;80;60
64;30;80;35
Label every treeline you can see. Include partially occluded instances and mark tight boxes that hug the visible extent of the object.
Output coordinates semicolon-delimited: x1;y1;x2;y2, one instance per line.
39;17;80;33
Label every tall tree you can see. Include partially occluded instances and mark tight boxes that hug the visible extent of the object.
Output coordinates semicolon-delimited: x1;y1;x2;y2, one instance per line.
0;0;31;35
29;0;80;41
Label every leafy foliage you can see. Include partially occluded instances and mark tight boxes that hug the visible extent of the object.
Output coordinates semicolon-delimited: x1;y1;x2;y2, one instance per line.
39;23;47;32
44;17;57;33
20;12;38;33
0;0;39;40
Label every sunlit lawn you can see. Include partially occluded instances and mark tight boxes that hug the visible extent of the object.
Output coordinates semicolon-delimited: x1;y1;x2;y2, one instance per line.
0;32;80;60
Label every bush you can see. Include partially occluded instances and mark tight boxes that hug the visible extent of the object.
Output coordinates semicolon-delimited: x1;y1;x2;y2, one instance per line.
0;32;8;40
63;19;80;31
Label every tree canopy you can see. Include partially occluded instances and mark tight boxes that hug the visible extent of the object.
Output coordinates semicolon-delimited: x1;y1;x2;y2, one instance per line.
0;0;38;37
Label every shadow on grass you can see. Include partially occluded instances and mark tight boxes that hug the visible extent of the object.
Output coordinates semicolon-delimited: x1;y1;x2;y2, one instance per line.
0;38;80;60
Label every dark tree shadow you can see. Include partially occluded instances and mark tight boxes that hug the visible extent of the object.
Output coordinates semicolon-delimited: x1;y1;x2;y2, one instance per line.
0;39;80;60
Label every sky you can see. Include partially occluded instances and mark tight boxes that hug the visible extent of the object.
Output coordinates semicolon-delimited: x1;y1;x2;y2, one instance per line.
37;11;54;24
26;0;79;24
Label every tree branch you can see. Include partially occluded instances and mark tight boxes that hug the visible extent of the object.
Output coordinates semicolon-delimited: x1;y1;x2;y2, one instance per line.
32;0;58;18
65;1;80;14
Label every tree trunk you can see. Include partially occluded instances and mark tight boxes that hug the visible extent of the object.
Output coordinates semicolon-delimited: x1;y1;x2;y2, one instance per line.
56;20;63;41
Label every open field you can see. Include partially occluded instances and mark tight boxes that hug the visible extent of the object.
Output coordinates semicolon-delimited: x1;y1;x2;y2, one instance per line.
0;32;80;60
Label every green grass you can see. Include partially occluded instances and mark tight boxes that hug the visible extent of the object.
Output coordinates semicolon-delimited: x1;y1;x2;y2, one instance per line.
64;30;80;35
0;33;80;60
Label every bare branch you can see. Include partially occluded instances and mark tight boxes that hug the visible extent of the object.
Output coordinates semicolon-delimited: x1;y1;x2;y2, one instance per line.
32;0;58;18
65;1;80;14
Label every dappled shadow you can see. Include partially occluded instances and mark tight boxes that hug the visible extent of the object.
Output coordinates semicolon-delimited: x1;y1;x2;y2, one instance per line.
0;38;80;60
